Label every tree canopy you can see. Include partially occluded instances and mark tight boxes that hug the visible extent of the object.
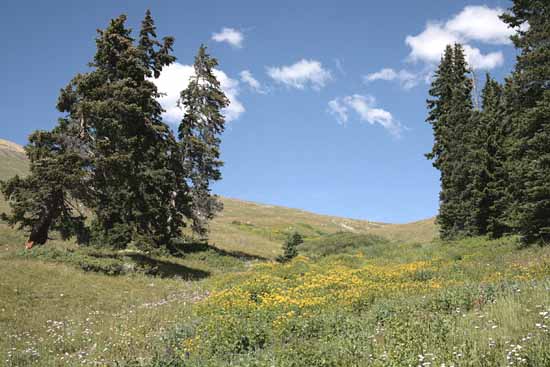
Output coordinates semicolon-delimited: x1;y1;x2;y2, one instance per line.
1;12;229;251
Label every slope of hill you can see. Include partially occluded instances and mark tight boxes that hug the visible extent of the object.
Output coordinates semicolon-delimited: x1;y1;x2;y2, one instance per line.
0;139;437;257
0;139;28;178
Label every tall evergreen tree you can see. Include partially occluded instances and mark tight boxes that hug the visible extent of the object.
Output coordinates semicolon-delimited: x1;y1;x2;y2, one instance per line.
426;44;475;239
58;12;186;249
178;45;229;236
2;12;196;250
426;45;455;239
448;44;476;236
501;0;550;244
478;75;513;238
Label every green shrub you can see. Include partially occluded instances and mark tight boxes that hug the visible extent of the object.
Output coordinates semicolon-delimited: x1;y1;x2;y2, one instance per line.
300;232;388;258
277;232;302;263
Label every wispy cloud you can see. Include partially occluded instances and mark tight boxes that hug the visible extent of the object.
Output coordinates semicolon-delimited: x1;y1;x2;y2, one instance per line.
328;94;403;138
152;62;245;123
328;99;348;124
267;59;332;90
212;27;244;48
239;70;266;93
364;68;421;90
334;58;345;76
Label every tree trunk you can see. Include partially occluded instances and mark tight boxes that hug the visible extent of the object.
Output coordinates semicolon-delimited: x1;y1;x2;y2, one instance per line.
28;216;52;246
26;206;57;248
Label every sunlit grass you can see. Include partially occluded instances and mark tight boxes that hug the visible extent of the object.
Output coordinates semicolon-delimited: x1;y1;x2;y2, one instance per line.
167;236;550;366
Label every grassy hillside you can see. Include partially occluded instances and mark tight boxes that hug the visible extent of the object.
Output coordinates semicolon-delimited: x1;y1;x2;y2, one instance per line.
0;139;28;214
0;139;437;258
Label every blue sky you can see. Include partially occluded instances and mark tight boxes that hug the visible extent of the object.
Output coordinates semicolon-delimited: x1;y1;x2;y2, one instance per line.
1;0;519;223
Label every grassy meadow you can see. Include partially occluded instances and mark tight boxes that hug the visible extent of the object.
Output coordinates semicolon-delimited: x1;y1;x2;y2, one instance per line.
1;139;550;366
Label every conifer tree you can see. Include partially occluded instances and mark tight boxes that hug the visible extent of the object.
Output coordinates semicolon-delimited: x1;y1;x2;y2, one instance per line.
448;44;475;236
426;44;475;239
178;45;229;236
426;46;455;239
479;75;512;238
277;232;302;263
501;0;550;244
2;12;193;250
56;13;180;249
61;12;187;249
0;129;89;247
458;75;495;237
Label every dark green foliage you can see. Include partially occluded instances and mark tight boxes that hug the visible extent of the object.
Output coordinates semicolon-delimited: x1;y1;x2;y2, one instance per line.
277;232;303;262
426;45;455;239
1;130;89;245
462;75;510;239
178;45;229;236
55;12;188;250
1;12;229;251
501;0;550;244
426;44;476;239
426;0;550;245
479;76;513;238
448;44;477;236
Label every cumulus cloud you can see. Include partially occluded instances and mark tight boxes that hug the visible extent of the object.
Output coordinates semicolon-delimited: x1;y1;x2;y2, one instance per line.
211;27;244;48
328;94;403;137
462;45;504;70
406;23;460;64
267;59;332;90
239;70;265;93
153;62;245;123
405;23;504;70
364;68;420;90
445;6;514;44
405;5;515;70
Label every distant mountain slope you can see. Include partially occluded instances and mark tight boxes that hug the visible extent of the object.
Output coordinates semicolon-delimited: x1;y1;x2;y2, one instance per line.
0;139;437;257
0;139;28;179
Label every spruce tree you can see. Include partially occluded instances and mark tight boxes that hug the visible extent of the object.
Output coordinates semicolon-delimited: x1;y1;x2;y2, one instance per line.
426;45;455;239
178;45;229;236
57;13;184;249
479;75;512;238
277;232;302;263
460;75;499;237
448;44;475;236
2;12;193;250
0;129;89;247
501;0;550;244
426;44;475;239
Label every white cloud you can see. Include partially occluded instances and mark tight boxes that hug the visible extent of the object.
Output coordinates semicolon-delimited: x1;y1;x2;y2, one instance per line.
328;94;403;137
239;70;265;93
267;59;332;90
364;68;420;89
365;68;398;81
211;27;244;48
153;62;245;123
462;45;504;70
405;6;514;70
328;99;348;124
406;23;460;64
445;6;513;44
